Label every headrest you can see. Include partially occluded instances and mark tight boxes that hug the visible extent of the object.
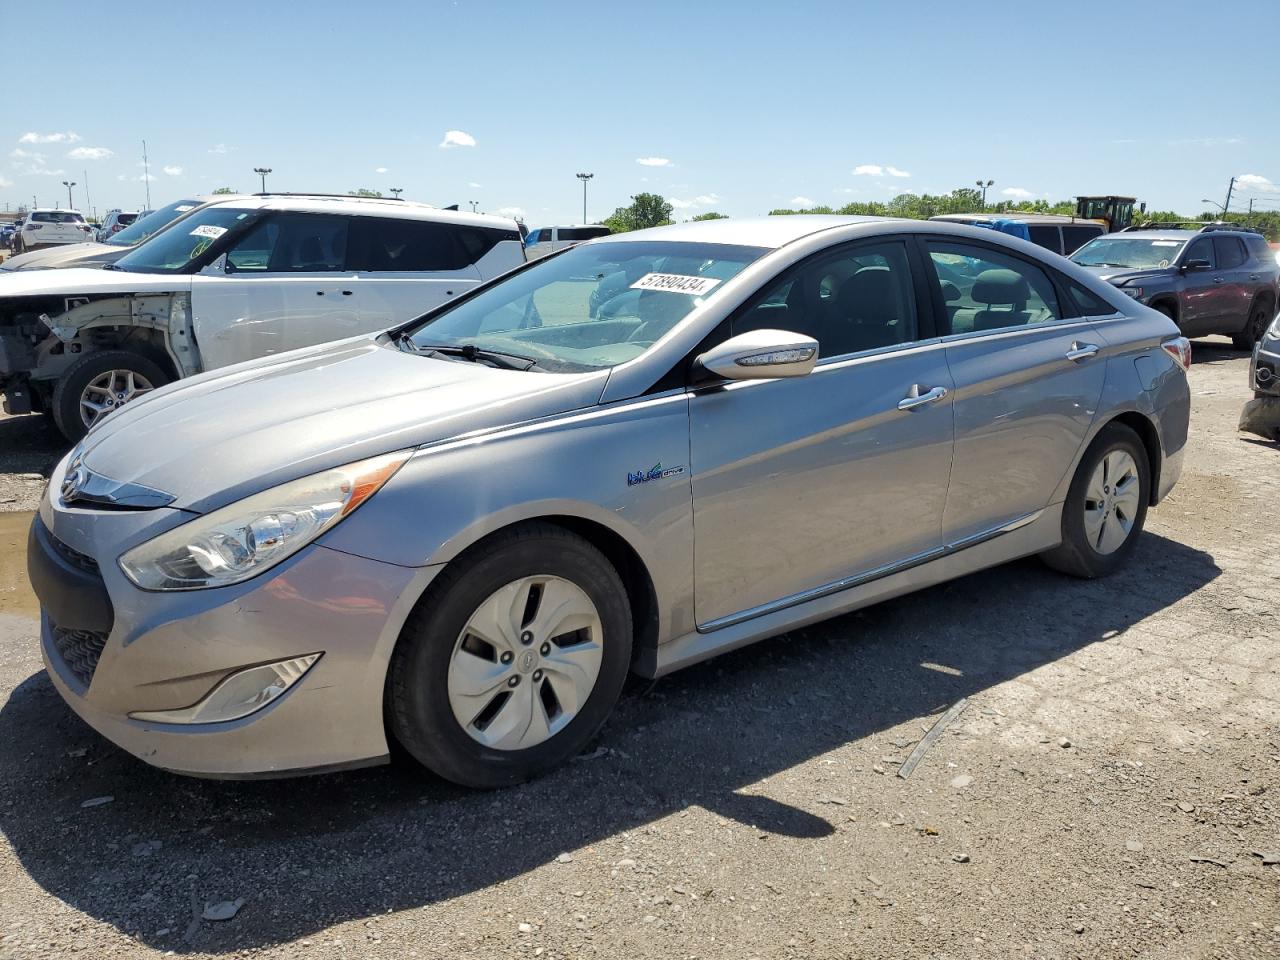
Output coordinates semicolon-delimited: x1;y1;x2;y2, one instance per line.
940;281;961;303
837;267;897;316
971;268;1029;305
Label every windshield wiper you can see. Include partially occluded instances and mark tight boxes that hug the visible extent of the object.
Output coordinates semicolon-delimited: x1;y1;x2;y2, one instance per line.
409;340;542;371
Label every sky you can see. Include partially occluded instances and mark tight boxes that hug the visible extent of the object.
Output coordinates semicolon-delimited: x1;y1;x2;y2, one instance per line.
4;0;1279;226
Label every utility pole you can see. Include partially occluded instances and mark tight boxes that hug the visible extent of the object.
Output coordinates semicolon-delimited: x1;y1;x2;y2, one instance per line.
1223;176;1235;218
83;169;92;218
141;140;152;209
576;172;594;223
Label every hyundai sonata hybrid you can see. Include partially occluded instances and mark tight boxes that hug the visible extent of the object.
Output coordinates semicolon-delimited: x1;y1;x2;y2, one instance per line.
29;216;1191;787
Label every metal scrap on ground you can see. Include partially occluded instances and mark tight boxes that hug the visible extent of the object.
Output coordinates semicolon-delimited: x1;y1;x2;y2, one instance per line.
897;698;969;780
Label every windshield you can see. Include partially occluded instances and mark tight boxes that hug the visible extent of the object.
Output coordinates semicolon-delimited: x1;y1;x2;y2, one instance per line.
105;198;203;247
112;206;257;273
1071;237;1186;269
408;240;767;372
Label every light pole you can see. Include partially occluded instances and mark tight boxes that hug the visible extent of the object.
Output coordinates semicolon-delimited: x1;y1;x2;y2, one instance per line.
469;200;478;213
389;187;403;199
61;180;77;210
576;172;594;223
253;167;272;193
975;179;994;208
1201;198;1227;220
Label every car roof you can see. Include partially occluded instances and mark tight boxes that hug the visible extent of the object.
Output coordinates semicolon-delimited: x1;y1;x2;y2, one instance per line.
197;194;518;229
602;215;897;249
931;213;1102;226
1104;229;1200;241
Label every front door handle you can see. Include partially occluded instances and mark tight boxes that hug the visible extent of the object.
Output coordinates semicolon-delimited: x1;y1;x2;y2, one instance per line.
1065;342;1099;362
1212;277;1224;284
898;385;948;411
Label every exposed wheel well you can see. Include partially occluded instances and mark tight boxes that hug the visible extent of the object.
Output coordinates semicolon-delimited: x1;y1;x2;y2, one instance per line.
1108;411;1162;505
1148;296;1178;322
1250;290;1275;318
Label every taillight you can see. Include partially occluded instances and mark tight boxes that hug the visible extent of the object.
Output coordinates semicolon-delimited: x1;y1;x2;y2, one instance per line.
1161;336;1192;372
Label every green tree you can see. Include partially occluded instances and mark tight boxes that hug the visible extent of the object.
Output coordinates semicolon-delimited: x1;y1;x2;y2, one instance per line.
691;211;729;221
212;187;236;195
604;192;674;233
348;188;383;198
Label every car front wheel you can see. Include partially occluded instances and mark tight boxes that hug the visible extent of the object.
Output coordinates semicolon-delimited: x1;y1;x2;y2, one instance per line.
387;522;632;788
51;349;169;442
1041;422;1150;578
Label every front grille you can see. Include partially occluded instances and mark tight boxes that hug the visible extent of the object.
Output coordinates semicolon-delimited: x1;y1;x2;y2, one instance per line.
48;534;99;575
51;625;108;687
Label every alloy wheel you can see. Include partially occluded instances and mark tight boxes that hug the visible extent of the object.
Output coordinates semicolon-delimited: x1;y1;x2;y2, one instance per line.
1083;449;1141;555
447;575;603;751
79;369;155;428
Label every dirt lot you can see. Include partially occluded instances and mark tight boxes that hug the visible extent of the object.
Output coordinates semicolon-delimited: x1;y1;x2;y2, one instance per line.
0;339;1276;960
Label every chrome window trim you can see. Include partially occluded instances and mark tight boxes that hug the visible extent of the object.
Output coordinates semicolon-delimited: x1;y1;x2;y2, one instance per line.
697;509;1042;632
942;313;1124;346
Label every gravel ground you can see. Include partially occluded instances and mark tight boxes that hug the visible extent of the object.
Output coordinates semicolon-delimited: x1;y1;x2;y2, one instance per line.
0;338;1276;960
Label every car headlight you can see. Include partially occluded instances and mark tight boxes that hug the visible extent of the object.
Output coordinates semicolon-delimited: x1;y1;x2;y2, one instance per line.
1121;286;1145;300
119;450;410;590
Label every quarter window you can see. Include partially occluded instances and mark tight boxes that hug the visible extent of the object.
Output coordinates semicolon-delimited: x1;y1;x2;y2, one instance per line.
926;241;1061;334
735;241;918;357
1213;236;1246;269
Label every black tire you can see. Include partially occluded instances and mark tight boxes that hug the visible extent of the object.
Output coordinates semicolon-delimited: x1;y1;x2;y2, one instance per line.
1152;301;1177;323
1231;299;1271;351
387;522;632;788
1041;422;1150;579
51;349;170;442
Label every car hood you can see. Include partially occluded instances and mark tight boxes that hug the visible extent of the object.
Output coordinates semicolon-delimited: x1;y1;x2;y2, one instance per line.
79;336;609;513
1;242;124;272
1075;265;1171;285
0;266;189;297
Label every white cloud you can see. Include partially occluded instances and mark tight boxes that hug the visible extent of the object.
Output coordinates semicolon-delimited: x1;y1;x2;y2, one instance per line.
853;163;910;178
163;165;183;176
1001;187;1034;199
9;148;38;159
19;131;80;144
790;195;814;206
670;192;722;210
208;143;230;154
1236;173;1278;194
140;173;156;182
67;146;112;161
440;130;476;149
495;205;525;219
1169;136;1244;147
636;157;671;167
375;166;388;174
119;172;155;182
467;181;482;188
0;175;11;188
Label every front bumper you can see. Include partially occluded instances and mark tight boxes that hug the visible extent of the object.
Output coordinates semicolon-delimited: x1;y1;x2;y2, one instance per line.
31;473;440;778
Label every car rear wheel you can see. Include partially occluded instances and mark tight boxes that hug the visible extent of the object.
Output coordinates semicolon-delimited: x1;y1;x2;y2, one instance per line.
52;350;169;442
1041;423;1150;579
387;522;632;788
1232;300;1271;351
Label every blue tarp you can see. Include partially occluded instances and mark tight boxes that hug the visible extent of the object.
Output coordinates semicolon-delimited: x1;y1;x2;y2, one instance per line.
973;219;1031;242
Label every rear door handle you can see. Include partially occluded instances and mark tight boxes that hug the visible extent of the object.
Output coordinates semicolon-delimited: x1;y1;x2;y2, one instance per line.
1065;342;1099;362
898;385;948;411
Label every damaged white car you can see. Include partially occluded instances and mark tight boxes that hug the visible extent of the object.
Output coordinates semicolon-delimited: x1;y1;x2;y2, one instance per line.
0;195;526;440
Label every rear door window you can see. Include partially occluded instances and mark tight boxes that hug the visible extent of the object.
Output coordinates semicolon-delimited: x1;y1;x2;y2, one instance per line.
347;217;474;271
925;240;1062;334
1213;236;1246;269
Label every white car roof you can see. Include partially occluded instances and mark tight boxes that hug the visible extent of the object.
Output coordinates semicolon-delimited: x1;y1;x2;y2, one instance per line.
604;215;898;250
199;194;518;230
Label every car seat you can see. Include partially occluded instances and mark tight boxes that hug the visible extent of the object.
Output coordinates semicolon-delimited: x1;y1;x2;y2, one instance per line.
971;269;1032;330
828;267;907;354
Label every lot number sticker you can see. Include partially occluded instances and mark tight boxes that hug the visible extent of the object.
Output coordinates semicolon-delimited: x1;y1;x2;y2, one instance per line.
630;273;722;296
190;224;227;239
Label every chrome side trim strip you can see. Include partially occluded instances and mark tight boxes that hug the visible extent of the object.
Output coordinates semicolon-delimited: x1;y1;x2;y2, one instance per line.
697;509;1043;632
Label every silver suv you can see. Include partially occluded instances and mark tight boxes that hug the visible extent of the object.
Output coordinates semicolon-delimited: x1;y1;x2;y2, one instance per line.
29;216;1190;786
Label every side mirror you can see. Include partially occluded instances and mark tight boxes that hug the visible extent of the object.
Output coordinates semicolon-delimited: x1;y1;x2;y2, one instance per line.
1181;258;1211;272
695;329;819;381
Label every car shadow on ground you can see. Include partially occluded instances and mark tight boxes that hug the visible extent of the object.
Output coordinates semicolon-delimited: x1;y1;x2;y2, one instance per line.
0;532;1219;953
1188;337;1250;366
0;411;67;477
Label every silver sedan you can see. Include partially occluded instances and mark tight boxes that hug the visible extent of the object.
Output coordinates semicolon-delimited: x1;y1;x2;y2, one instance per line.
29;216;1191;786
